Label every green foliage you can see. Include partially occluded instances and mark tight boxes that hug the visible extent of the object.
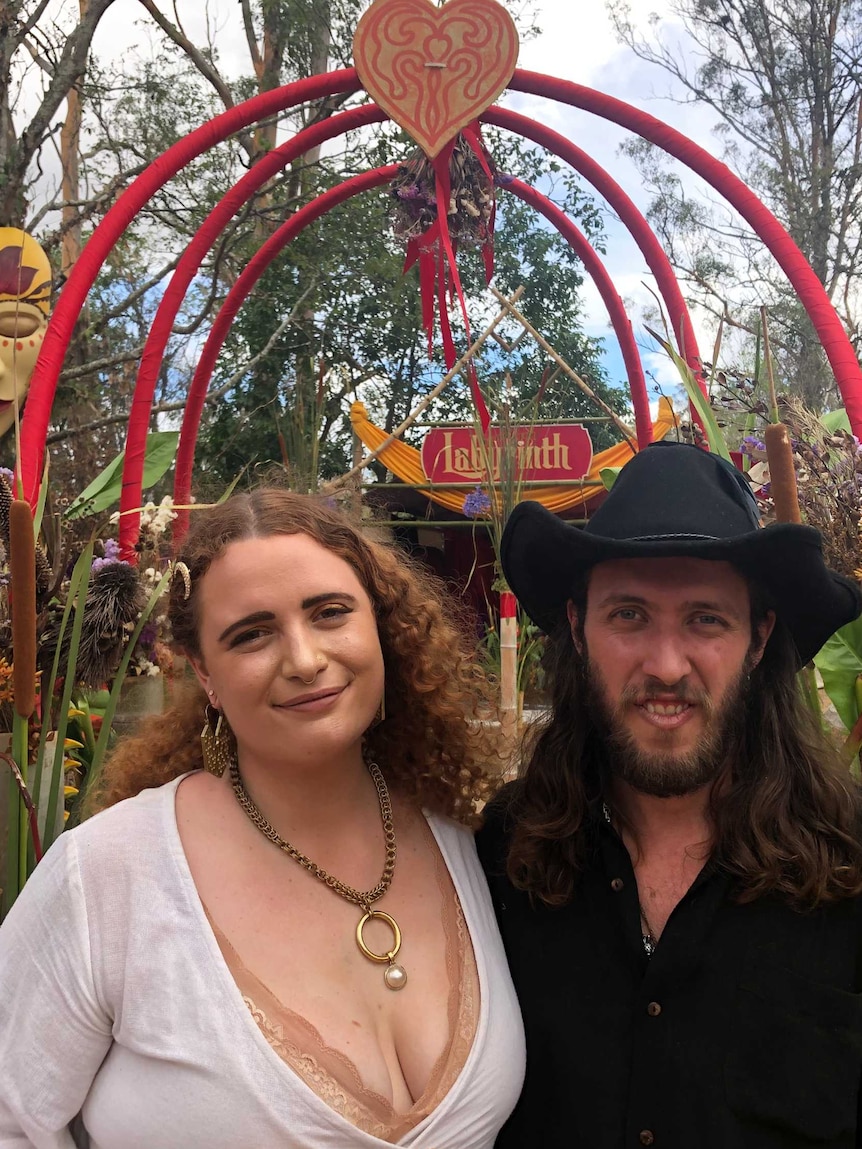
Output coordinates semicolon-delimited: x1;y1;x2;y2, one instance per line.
65;433;179;520
609;0;862;409
814;619;862;733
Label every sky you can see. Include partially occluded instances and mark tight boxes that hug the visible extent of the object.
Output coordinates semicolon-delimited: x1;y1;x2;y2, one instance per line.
39;0;739;403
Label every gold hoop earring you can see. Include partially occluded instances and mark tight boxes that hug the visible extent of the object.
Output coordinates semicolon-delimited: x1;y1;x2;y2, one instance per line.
201;704;234;778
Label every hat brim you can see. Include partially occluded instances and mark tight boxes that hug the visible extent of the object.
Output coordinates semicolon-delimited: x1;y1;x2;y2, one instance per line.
501;501;862;666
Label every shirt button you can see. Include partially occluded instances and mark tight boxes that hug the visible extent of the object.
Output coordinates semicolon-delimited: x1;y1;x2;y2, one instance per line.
647;1001;662;1017
610;877;624;892
639;1132;655;1146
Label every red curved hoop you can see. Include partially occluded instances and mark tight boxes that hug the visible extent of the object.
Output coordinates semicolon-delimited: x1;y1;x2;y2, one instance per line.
506;178;650;450
482;107;704;390
127;98;683;548
168;171;651;548
509;70;862;433
20;66;861;515
169;167;397;547
118;104;385;548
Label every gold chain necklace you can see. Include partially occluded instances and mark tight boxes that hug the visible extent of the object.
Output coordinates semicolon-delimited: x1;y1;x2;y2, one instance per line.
229;758;407;990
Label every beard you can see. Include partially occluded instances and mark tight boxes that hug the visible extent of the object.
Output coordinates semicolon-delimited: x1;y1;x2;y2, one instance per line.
584;658;751;799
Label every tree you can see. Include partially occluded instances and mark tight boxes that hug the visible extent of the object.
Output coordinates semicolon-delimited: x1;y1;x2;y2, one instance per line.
608;0;862;409
0;0;120;226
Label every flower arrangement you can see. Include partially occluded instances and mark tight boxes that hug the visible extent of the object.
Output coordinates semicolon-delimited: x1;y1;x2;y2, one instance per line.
1;438;180;918
391;132;501;249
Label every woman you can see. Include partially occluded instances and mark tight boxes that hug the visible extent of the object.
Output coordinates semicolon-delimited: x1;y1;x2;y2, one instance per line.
0;489;525;1148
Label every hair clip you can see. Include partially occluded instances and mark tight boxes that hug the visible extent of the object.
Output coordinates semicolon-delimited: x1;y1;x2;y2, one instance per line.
172;561;192;601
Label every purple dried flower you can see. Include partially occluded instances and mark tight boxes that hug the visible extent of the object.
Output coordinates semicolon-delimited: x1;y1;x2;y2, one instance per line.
91;556;131;574
91;538;124;573
463;486;492;518
138;621;158;650
741;436;767;457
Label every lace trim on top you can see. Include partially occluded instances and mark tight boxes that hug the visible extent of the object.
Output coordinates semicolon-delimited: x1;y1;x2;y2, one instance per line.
206;815;479;1143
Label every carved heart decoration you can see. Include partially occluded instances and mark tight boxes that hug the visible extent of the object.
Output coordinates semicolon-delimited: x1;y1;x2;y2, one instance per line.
353;0;519;158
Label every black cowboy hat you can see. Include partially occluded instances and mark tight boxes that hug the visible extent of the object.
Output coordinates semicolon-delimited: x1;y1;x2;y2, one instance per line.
501;440;861;665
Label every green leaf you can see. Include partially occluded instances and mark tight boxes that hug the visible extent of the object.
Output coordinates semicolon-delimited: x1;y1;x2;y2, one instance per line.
644;325;732;462
821;409;851;433
65;432;179;520
600;466;621;491
43;543;94;853
216;467;248;504
813;617;862;730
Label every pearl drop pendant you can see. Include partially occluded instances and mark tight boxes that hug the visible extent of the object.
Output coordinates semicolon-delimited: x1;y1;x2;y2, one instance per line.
384;963;408;990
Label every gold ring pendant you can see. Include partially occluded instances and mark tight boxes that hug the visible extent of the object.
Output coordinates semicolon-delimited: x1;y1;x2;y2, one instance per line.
356;910;408;990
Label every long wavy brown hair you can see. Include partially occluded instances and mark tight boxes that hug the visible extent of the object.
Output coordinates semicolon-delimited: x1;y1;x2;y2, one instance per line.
506;591;862;908
87;490;502;823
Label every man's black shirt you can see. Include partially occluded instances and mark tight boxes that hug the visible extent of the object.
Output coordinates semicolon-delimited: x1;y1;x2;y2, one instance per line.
477;784;862;1148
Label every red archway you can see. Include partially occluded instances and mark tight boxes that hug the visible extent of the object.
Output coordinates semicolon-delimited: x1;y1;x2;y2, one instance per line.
19;66;862;544
169;172;651;545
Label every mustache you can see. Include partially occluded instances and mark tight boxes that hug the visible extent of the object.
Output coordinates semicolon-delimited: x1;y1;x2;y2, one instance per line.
618;679;714;711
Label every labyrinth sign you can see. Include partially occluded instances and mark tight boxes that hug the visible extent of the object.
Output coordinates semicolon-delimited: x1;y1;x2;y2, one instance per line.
420;424;593;485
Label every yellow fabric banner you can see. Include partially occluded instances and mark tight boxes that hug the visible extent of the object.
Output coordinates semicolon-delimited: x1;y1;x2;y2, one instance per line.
349;397;680;515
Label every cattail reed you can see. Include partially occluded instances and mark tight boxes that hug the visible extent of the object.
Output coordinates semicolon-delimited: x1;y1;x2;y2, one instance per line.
764;422;802;524
9;499;37;717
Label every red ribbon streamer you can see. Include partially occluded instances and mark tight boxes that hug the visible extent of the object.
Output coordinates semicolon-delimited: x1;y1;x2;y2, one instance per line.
403;124;495;433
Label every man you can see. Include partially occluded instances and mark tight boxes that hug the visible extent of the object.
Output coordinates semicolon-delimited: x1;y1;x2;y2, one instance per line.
477;441;862;1149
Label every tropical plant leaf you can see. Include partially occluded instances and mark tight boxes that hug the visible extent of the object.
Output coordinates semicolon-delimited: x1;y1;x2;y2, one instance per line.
813;617;862;731
600;466;621;491
821;409;851;433
644;325;732;462
65;432;179;520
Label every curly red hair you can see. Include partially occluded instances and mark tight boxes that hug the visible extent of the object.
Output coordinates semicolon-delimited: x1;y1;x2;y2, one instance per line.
87;490;503;823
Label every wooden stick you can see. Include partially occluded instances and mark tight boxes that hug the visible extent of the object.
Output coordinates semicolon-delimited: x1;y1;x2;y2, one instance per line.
333;287;525;485
489;286;636;446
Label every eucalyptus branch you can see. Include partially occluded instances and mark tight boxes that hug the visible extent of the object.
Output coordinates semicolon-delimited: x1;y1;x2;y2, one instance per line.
135;0;255;159
48;288;318;445
19;0;55;37
58;347;147;385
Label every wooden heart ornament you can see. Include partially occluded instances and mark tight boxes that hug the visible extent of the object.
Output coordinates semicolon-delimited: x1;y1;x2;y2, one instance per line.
353;0;519;158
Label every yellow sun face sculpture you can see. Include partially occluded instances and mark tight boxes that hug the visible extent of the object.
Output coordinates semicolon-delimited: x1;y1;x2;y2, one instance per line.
0;229;52;439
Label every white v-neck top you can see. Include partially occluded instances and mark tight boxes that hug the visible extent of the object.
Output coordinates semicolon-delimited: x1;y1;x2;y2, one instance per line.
0;775;525;1148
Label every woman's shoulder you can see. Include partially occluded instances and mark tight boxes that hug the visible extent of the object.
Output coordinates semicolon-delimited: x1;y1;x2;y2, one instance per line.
62;772;193;883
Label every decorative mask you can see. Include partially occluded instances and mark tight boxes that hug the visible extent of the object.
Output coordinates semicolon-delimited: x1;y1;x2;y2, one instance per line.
0;229;52;439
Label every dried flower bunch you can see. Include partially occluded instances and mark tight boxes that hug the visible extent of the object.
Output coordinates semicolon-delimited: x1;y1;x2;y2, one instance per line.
776;398;862;580
391;133;501;248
